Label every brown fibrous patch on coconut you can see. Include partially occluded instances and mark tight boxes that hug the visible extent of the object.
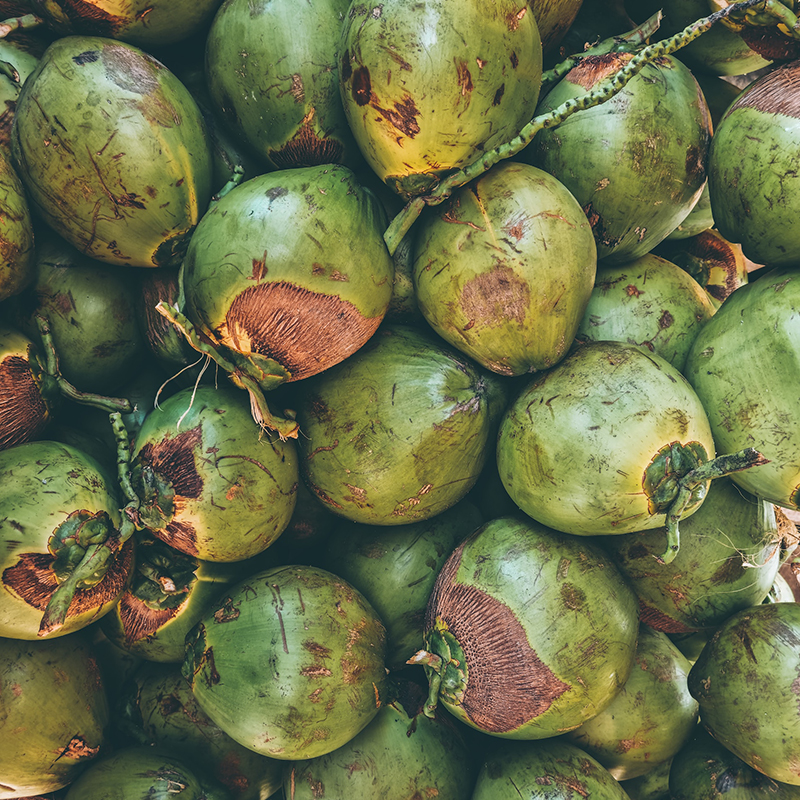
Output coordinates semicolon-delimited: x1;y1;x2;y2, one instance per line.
426;545;571;733
220;281;383;382
0;355;49;451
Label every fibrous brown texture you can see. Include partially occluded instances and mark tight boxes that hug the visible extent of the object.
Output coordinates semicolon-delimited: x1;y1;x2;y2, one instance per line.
731;60;800;118
0;355;49;451
426;545;570;733
220;282;382;381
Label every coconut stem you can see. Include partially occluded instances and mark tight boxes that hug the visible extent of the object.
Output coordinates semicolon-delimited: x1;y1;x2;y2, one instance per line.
35;315;132;415
407;650;443;718
661;447;769;564
541;11;664;91
0;13;42;38
155;302;300;440
0;58;20;86
383;0;770;256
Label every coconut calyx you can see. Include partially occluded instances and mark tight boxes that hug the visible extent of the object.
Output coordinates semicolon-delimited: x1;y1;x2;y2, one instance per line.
407;624;468;720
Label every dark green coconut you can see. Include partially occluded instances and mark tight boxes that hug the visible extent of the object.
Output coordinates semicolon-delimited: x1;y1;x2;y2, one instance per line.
565;624;699;780
688;602;800;785
0;31;44;156
669;726;800;799
183;565;388;760
205;0;360;171
6;229;145;393
283;678;477;800
621;757;673;800
0;147;33;302
602;477;783;635
708;61;800;266
524;50;711;263
322;500;483;670
413;515;639;739
11;35;214;268
63;747;231;800
339;0;543;199
469;739;633;799
575;253;715;373
683;266;800;509
412;160;597;376
296;324;508;526
117;661;282;800
0;631;109;796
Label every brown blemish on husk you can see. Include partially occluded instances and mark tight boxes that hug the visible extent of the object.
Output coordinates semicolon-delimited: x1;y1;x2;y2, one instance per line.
0;355;50;451
566;52;634;91
506;6;527;31
730;60;800;118
220;281;383;382
2;537;134;615
162;519;199;557
740;26;800;64
59;734;100;760
460;266;529;328
583;202;622;249
351;66;371;106
137;426;203;499
373;94;421;138
101;43;160;95
426;546;571;733
269;109;345;169
116;591;180;645
0;99;15;150
456;60;473;96
638;600;694;634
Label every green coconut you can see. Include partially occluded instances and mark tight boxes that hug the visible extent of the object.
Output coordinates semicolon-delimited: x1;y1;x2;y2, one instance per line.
296;324;508;526
117;661;282;800
708;61;800;266
11;35;214;268
683;266;800;509
283;678;477;800
412;515;639;739
339;0;543;199
412;160;597;376
0;632;109;798
0;147;33;302
183;565;387;760
205;0;360;171
523;49;711;263
575;253;715;373
688;602;800;784
602;477;783;635
322;500;483;670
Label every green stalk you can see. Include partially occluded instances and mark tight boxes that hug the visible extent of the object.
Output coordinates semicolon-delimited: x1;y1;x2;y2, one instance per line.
383;0;770;256
661;448;769;564
407;650;444;718
0;13;42;38
155;301;299;440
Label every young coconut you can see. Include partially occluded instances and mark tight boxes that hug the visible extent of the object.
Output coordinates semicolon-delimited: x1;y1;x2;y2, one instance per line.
496;340;768;563
158;163;395;439
409;516;640;740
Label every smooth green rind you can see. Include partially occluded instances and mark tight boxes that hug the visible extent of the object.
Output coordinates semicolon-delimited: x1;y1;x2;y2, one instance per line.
470;739;633;799
11;35;213;268
297;324;508;525
0;632;109;797
206;0;359;171
604;477;782;634
576;254;715;373
183;565;387;761
687;602;800;785
283;680;477;800
525;53;711;263
339;0;543;199
683;267;800;509
130;384;299;563
708;63;800;266
497;341;716;537
422;516;639;739
413;161;597;376
566;625;699;780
